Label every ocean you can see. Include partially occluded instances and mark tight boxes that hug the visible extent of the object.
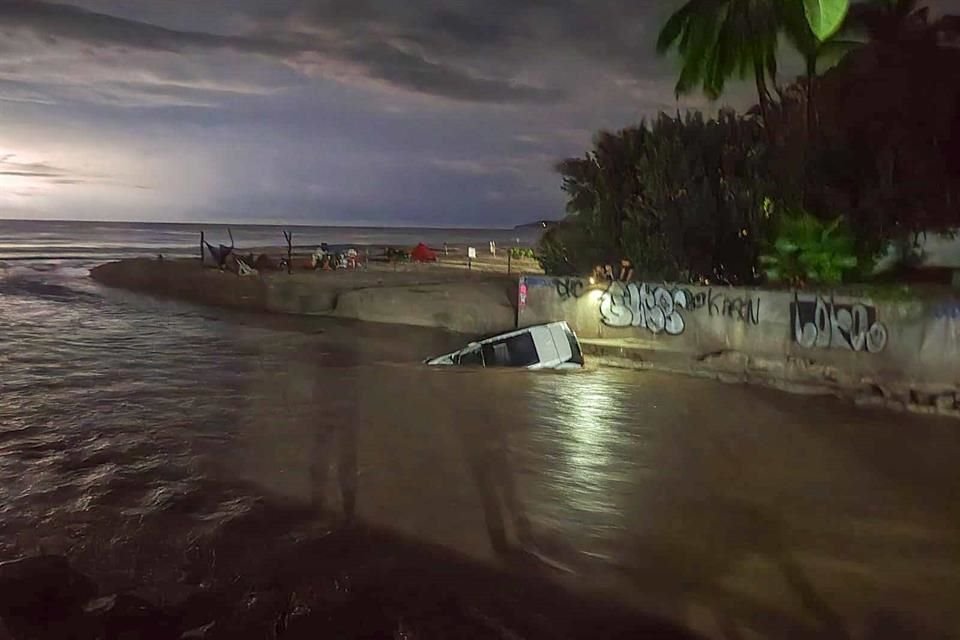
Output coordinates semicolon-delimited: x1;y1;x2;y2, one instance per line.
0;219;545;262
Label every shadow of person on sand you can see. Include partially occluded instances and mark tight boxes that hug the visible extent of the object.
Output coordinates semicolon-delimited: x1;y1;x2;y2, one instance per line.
445;369;586;579
460;412;534;556
310;415;358;525
441;369;546;561
304;359;362;527
614;497;851;639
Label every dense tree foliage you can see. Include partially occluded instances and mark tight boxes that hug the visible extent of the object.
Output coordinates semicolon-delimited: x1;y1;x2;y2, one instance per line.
544;1;960;285
803;3;960;253
545;112;773;284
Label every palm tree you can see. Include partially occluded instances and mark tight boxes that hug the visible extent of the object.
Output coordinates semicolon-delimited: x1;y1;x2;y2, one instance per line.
657;0;781;135
845;0;929;44
782;0;960;141
844;0;960;52
779;1;860;140
657;0;863;141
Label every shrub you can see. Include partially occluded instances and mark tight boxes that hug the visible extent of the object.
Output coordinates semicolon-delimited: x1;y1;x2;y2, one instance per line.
386;247;409;262
759;210;860;286
536;222;585;276
508;247;536;260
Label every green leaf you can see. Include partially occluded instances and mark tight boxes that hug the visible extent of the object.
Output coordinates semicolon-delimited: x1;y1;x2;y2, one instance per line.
836;255;858;268
804;0;849;41
657;5;692;54
774;237;799;254
816;39;863;71
782;0;820;56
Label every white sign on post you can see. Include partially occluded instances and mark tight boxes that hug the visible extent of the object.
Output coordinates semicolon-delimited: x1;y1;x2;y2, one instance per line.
467;247;477;259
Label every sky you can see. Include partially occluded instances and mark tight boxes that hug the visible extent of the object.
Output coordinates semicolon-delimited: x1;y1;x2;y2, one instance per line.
0;0;819;226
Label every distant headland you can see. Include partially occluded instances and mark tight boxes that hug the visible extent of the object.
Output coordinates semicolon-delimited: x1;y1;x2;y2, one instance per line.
513;220;557;231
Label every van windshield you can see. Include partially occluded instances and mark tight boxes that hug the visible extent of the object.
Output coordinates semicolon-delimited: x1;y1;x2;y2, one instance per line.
565;329;584;365
481;333;539;367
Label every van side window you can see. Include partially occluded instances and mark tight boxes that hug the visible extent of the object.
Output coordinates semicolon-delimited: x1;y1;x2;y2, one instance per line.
481;333;539;367
457;347;484;366
565;330;584;365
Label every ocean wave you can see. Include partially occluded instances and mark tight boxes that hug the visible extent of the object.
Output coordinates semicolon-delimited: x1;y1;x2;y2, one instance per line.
0;248;196;261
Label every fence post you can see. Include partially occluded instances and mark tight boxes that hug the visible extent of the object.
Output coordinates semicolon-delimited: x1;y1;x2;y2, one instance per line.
507;251;512;275
516;275;526;329
283;230;293;274
200;231;204;267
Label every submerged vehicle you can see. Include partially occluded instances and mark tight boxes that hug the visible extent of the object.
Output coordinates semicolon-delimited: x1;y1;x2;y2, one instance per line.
425;321;584;369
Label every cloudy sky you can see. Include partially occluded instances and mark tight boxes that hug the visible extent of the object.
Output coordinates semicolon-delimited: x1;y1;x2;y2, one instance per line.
0;0;766;226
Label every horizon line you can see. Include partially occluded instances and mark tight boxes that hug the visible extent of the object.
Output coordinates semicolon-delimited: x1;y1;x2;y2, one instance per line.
0;216;558;231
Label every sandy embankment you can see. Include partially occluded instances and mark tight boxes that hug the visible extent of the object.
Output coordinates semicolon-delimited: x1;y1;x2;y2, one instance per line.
90;257;526;335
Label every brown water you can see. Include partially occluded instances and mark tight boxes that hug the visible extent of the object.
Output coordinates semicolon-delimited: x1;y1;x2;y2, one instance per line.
1;261;959;638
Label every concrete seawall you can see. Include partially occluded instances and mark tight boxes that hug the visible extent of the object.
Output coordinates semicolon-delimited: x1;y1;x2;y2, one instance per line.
90;259;518;336
520;276;960;417
89;260;960;416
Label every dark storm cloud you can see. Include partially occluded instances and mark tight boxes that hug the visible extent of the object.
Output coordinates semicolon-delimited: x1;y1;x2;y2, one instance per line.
265;0;676;98
0;155;76;179
1;0;739;225
0;0;562;104
329;40;563;103
0;154;139;188
0;0;293;56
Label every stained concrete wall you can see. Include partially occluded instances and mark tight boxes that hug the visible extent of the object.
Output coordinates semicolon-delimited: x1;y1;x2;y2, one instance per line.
332;282;516;335
91;259;518;336
265;277;517;334
519;276;960;416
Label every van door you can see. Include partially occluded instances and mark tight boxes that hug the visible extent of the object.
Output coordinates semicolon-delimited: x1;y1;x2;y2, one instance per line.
529;325;560;367
548;323;574;363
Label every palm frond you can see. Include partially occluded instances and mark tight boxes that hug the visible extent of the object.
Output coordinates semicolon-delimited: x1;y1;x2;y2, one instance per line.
657;4;694;53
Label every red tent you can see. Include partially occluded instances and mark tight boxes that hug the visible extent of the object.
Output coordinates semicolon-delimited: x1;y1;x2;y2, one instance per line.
410;242;437;262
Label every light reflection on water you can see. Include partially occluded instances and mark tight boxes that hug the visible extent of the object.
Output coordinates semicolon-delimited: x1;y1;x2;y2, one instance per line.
2;261;960;636
522;374;634;561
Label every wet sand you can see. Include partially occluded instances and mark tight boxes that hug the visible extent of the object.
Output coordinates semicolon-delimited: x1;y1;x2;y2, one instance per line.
0;525;700;640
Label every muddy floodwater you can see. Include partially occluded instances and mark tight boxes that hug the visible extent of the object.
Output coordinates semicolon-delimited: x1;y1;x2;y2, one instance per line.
1;261;959;638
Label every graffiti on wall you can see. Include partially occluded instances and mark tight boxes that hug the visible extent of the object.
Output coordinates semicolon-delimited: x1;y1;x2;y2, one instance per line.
530;276;764;336
687;289;761;325
790;294;888;352
597;281;761;335
555;277;586;300
518;275;552;312
932;300;960;320
599;282;691;334
528;277;897;353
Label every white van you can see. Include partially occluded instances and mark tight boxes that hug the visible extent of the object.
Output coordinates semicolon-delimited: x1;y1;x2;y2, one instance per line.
425;321;584;370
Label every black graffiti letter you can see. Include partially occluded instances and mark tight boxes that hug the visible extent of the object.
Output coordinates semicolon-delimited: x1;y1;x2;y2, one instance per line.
707;288;721;316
